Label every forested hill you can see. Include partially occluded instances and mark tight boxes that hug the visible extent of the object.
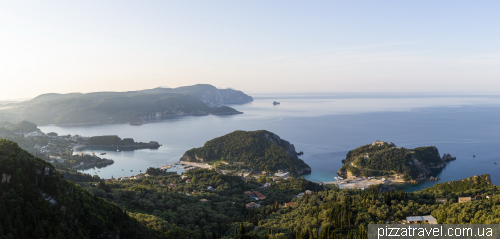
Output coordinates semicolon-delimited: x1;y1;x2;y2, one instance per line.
181;130;311;174
339;141;447;181
0;139;169;238
0;84;251;125
419;174;494;196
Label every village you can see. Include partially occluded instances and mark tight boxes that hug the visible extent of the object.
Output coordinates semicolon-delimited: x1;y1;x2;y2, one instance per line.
7;127;115;169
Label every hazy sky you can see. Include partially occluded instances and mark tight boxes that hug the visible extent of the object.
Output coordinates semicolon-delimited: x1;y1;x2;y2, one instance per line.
1;1;499;100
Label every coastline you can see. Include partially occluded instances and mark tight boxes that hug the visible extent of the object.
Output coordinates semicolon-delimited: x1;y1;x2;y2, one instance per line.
38;111;244;127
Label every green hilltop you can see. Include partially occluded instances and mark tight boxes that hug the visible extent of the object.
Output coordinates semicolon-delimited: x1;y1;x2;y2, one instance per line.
339;141;448;181
181;130;311;174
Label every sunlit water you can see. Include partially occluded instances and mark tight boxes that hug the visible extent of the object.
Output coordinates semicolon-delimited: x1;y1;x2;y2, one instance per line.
40;94;500;191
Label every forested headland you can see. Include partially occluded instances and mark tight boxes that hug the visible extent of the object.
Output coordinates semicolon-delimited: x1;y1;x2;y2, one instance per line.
181;130;311;175
339;141;449;182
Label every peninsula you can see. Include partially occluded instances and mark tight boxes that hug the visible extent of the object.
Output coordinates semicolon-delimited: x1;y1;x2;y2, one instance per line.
179;130;311;175
0;84;252;125
338;140;456;183
83;135;161;150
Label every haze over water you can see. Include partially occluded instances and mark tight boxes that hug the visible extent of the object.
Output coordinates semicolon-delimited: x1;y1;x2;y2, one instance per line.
40;94;500;192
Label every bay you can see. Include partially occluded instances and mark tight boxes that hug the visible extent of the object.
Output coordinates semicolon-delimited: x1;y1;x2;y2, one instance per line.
39;94;500;191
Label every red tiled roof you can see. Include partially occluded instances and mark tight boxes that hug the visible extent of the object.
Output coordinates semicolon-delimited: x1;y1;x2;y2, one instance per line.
254;191;266;200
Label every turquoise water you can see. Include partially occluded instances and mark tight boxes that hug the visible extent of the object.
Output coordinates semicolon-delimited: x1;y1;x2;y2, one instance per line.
40;94;500;191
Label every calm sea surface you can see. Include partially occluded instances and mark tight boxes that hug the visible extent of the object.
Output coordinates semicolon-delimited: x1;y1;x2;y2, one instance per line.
40;94;500;192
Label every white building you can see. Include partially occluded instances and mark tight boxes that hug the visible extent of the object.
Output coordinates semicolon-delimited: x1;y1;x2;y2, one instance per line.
406;215;437;224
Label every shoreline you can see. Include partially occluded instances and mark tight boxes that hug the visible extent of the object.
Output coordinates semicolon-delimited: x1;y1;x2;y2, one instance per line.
38;111;245;127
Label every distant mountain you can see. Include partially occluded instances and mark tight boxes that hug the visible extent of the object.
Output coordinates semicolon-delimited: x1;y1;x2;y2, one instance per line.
180;130;311;175
141;84;253;106
0;139;170;238
1;84;252;125
338;141;450;182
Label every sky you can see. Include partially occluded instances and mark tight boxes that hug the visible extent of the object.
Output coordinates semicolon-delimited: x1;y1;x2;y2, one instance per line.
1;1;499;100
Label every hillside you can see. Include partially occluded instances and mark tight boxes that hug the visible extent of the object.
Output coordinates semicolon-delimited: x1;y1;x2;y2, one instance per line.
0;139;176;238
0;84;251;125
339;141;450;182
419;174;495;198
180;130;311;174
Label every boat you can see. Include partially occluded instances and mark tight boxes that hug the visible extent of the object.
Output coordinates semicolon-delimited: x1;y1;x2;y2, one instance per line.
100;153;106;155
273;101;280;105
117;147;120;152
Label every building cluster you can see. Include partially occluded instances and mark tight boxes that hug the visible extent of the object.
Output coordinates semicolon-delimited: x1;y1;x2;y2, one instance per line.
274;170;290;178
457;194;494;203
244;190;266;200
118;174;150;181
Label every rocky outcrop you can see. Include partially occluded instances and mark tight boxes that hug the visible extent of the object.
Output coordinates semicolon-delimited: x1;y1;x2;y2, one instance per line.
261;131;298;157
429;176;440;181
296;167;312;175
442;153;456;162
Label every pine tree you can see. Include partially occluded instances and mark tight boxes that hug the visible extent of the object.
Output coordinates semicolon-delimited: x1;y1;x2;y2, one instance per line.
240;222;246;235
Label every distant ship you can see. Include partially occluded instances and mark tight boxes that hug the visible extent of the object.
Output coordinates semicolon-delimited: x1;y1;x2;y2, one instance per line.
100;153;106;155
273;101;280;105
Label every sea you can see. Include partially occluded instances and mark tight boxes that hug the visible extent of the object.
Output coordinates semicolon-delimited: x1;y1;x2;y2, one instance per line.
39;94;500;192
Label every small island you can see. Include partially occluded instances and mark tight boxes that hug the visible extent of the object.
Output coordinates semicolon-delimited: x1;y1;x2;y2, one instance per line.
337;140;456;184
179;130;311;176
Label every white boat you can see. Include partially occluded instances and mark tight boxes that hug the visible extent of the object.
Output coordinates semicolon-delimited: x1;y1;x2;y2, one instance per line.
338;176;343;180
334;177;339;180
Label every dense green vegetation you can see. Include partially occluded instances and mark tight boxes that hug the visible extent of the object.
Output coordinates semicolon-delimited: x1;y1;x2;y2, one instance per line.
0;139;170;238
251;174;500;238
340;142;443;180
182;130;310;174
1;136;499;239
87;135;158;147
14;120;38;131
0;84;250;125
78;167;322;237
